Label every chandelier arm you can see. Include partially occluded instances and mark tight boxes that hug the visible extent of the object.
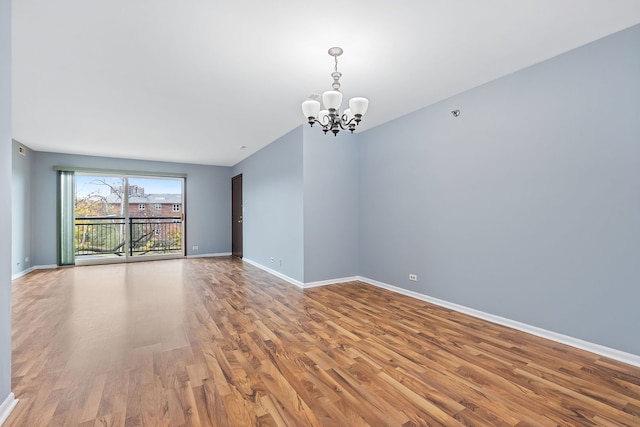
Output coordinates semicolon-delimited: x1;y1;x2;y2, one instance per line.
318;118;334;134
338;115;360;129
307;112;362;132
310;116;332;128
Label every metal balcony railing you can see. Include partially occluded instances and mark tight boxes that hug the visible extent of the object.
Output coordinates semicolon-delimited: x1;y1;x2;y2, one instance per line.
75;216;182;257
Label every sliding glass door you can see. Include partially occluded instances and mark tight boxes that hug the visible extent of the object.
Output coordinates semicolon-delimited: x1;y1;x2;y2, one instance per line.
73;173;184;263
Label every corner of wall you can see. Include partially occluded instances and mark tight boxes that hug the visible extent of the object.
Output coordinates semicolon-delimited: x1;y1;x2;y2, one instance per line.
11;140;33;276
0;0;14;413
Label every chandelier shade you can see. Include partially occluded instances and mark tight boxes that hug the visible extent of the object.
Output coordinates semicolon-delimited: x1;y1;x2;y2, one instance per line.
349;97;369;116
301;47;368;136
301;100;321;119
322;90;343;111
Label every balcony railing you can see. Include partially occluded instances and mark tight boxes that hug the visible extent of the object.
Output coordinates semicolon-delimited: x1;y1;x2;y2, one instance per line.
75;216;182;257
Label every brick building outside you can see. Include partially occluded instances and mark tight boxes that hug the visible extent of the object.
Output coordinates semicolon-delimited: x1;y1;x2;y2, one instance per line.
104;186;182;218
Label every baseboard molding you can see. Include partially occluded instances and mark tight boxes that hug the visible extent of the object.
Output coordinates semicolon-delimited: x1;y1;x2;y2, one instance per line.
303;276;361;288
359;276;640;368
243;259;359;289
11;264;57;280
0;393;18;426
242;258;305;288
187;252;232;259
11;267;34;280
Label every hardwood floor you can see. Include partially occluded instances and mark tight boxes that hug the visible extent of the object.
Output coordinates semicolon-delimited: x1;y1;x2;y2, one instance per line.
7;257;640;426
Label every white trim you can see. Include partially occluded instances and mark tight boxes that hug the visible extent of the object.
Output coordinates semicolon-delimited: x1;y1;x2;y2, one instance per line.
303;276;360;289
0;393;18;426
11;267;34;280
11;264;58;280
186;252;232;259
242;259;359;289
242;258;305;288
359;276;640;368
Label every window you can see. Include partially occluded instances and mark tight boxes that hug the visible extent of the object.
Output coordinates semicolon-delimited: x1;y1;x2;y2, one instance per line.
172;204;181;212
69;173;185;262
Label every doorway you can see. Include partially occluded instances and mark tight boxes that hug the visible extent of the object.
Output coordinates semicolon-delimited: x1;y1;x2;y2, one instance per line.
74;174;185;263
231;174;243;258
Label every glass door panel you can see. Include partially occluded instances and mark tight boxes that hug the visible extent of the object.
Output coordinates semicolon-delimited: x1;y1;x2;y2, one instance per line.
74;175;127;261
126;177;184;258
74;174;184;263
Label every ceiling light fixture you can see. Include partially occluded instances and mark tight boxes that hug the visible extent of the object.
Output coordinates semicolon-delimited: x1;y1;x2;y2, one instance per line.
301;47;369;136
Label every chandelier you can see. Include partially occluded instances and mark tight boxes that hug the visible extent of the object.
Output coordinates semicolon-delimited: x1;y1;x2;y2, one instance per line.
301;47;369;136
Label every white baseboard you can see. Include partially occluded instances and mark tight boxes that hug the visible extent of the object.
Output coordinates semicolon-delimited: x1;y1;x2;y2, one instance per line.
187;252;232;259
242;258;305;288
359;276;640;368
11;267;34;280
0;393;18;426
304;276;360;288
243;259;360;289
11;264;57;280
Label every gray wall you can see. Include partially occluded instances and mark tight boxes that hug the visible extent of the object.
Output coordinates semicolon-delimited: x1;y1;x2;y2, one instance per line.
303;127;359;282
231;125;361;284
232;128;305;282
359;24;640;355
0;0;12;405
12;140;33;276
30;151;231;267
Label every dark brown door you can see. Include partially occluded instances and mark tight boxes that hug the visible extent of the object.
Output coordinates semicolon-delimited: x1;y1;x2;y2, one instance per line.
231;174;243;258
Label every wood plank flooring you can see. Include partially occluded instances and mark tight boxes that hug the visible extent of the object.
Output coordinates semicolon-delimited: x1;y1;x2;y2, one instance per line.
6;257;640;426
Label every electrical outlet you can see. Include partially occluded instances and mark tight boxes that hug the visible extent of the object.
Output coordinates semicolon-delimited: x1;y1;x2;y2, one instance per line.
409;274;417;281
192;245;198;250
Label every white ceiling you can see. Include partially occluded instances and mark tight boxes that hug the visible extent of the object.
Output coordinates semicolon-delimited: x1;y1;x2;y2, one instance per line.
12;1;640;167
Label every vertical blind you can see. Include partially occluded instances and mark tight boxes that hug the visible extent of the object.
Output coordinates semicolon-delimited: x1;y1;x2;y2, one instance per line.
58;170;75;266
